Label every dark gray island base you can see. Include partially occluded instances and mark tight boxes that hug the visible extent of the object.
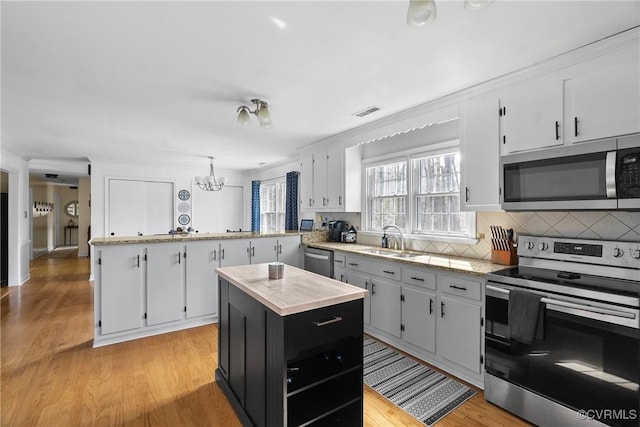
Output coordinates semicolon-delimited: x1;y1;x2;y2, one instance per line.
215;264;366;427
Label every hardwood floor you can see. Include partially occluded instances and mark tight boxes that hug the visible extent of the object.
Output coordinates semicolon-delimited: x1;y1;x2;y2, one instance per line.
1;252;530;426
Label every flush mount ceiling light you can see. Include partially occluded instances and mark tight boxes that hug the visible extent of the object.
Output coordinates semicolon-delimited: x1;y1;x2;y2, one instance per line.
407;0;495;28
237;98;273;129
194;156;227;191
464;0;496;12
407;0;437;28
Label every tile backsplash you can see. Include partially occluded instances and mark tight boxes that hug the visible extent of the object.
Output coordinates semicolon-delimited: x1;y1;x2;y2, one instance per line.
356;211;640;261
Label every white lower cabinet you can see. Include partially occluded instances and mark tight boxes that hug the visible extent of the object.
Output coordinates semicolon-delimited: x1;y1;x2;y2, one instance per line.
146;244;184;326
94;235;302;347
185;241;219;319
345;255;485;388
98;244;144;335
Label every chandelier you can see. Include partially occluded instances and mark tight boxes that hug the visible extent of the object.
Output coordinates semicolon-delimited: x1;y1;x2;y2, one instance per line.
237;98;273;129
194;157;227;191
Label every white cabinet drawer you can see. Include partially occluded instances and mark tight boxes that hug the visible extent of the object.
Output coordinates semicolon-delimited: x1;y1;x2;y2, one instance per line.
438;274;482;301
402;267;436;290
334;253;346;269
345;256;401;281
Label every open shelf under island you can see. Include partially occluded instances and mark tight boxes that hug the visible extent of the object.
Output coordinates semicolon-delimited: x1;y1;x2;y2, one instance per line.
216;263;367;427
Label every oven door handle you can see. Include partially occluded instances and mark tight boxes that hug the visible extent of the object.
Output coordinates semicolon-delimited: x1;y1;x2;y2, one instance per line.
486;285;636;320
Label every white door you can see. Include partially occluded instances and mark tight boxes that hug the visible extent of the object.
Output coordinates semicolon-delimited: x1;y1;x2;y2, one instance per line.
461;95;501;211
346;272;371;325
402;286;436;353
370;279;401;338
249;238;277;264
501;76;564;154
300;156;315;210
571;58;640;143
108;179;173;236
326;143;344;210
219;239;251;267
437;296;482;373
146;244;184;326
99;246;144;334
185;241;219;319
276;236;301;267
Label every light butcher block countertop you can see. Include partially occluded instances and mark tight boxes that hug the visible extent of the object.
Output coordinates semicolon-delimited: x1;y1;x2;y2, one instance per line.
90;231;301;246
307;242;507;277
216;263;367;316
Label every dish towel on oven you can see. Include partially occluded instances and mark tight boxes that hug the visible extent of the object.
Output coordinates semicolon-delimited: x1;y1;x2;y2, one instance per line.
508;289;545;344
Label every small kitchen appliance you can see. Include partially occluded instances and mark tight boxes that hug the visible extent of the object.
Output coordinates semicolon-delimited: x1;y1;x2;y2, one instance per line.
328;220;347;242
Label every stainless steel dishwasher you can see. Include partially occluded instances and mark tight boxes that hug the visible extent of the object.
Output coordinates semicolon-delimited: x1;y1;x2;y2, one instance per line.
303;247;334;278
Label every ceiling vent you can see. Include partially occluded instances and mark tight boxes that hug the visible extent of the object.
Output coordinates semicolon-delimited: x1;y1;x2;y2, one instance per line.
352;106;381;117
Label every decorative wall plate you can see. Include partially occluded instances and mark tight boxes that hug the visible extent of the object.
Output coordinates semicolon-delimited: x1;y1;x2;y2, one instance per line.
178;189;191;201
178;214;191;225
178;201;191;213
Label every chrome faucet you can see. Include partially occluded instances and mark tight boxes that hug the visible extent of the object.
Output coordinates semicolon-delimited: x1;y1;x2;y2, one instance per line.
383;225;405;251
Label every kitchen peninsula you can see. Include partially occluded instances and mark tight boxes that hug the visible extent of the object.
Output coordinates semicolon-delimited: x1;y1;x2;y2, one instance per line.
216;263;367;427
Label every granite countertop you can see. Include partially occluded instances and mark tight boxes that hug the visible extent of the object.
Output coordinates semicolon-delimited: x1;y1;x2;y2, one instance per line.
90;231;301;246
216;263;367;316
307;242;508;277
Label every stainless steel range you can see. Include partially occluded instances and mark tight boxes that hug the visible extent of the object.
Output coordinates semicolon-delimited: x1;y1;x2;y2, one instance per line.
485;235;640;427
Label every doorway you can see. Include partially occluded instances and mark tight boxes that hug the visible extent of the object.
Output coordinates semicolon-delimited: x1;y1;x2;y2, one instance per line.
1;171;9;286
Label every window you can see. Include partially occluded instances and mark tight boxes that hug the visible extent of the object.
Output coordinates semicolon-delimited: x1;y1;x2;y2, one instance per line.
365;145;475;240
260;180;286;233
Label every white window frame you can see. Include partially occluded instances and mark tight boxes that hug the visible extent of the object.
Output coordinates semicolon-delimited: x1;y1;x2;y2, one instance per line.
260;179;286;233
363;141;476;243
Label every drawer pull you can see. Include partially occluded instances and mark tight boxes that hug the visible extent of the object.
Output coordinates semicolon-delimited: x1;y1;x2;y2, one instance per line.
348;262;358;267
335;259;344;264
450;284;468;291
383;270;395;275
313;316;343;327
411;276;424;281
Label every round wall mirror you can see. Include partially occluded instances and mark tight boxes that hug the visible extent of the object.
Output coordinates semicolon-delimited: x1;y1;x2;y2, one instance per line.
64;200;80;217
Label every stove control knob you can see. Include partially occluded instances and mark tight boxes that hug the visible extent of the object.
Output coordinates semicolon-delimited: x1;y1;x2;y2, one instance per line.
611;248;624;258
526;241;535;250
538;242;549;251
630;249;640;260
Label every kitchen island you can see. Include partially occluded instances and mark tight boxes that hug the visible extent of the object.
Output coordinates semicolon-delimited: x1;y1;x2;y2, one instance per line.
216;263;367;427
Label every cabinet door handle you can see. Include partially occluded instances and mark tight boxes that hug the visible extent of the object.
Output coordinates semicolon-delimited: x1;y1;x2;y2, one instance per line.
371;283;376;295
178;252;181;264
365;280;369;291
136;254;140;268
465;186;470;202
574;116;579;137
221;249;225;260
555;121;560;140
251;246;255;257
322;197;327;206
383;270;395;275
441;301;445;318
313;316;343;327
411;276;424;282
339;195;342;206
429;298;434;314
450;284;467;291
278;244;282;255
309;198;313;207
212;250;217;262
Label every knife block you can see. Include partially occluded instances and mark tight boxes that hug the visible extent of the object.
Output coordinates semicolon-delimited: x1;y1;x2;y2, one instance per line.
491;243;518;266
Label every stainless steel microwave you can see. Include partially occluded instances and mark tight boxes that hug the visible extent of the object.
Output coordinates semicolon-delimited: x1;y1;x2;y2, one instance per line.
500;134;640;211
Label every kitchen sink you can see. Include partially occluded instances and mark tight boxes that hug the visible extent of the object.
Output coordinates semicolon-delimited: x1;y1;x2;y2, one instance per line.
358;248;419;259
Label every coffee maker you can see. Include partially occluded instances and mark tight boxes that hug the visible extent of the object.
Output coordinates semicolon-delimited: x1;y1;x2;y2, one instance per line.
328;220;347;242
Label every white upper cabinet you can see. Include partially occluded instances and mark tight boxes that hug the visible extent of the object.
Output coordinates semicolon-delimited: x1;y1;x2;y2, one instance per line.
499;75;564;154
460;95;501;211
300;143;362;212
569;57;640;143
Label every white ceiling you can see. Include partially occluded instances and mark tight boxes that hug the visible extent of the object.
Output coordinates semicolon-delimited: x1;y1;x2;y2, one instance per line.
2;1;639;172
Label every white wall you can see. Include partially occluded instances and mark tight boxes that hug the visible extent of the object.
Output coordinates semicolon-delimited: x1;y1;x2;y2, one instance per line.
78;177;91;257
0;148;31;286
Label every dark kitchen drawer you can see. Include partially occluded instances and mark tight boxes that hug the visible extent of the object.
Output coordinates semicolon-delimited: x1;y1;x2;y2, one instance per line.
285;299;363;359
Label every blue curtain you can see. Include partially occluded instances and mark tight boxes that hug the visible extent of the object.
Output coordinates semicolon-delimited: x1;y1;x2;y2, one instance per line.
285;171;299;231
251;180;260;232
